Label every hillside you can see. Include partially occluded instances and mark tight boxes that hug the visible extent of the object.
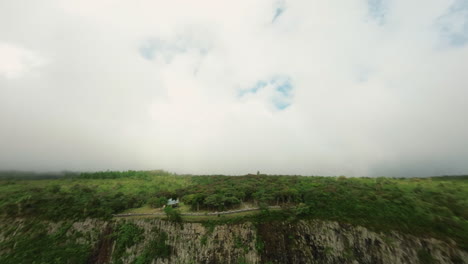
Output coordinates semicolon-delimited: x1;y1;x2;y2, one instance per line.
0;171;467;263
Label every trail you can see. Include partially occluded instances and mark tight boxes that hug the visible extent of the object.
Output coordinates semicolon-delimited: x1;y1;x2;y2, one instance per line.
113;206;281;217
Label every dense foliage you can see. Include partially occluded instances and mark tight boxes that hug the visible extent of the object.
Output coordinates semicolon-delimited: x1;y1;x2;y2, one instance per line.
181;175;468;249
0;171;467;250
0;170;189;220
0;221;91;264
0;219;172;264
112;222;144;263
134;229;171;264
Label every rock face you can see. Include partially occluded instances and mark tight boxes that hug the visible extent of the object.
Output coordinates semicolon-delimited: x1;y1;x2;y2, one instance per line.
93;219;467;264
1;218;467;264
255;221;467;264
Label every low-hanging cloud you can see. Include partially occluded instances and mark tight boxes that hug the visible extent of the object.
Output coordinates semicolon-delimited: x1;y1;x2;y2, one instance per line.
1;0;468;177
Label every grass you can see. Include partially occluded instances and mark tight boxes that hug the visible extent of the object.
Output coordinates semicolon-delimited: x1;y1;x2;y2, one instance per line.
122;205;163;214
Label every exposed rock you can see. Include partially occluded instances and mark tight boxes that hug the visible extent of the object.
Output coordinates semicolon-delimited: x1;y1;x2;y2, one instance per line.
1;218;467;264
111;219;467;264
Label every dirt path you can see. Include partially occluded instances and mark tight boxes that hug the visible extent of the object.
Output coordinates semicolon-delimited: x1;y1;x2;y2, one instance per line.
113;206;281;217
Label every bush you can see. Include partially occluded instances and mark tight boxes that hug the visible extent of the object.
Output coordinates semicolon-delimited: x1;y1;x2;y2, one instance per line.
164;207;182;223
113;222;144;263
148;197;167;208
134;231;171;263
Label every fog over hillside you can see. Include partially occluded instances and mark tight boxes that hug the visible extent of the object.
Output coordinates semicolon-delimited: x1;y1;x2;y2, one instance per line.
1;0;468;176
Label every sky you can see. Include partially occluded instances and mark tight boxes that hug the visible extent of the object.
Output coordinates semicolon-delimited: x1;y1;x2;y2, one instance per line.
1;0;468;177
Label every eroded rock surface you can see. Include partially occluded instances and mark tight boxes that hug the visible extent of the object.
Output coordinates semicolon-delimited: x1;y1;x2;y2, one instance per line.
1;219;467;264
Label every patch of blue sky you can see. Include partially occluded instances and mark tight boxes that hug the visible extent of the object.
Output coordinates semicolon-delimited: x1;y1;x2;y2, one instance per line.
440;25;468;46
272;77;293;110
274;79;293;97
239;76;293;110
437;0;468;47
273;99;291;110
272;0;286;23
367;0;387;25
139;41;158;60
138;39;188;62
239;80;268;97
272;7;285;22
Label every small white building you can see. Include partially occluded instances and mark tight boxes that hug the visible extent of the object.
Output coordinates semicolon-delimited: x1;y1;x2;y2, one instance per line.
167;198;179;208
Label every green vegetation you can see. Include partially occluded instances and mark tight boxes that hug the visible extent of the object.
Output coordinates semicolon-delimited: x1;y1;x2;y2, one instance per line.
112;222;144;263
134;229;171;264
200;234;208;246
417;248;436;264
148;196;168;208
164;206;183;223
1;171;467;253
0;170;189;220
0;221;91;264
177;174;468;250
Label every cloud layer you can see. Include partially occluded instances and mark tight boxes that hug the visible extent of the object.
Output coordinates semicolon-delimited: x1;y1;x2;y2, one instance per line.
1;0;468;176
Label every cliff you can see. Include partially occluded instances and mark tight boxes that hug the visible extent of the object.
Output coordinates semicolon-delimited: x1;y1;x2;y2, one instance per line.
1;218;466;264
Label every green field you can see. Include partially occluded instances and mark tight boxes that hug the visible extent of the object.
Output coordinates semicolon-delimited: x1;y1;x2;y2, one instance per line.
1;171;467;250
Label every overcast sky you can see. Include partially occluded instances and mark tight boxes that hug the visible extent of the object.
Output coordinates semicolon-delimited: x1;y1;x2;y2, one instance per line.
1;0;468;176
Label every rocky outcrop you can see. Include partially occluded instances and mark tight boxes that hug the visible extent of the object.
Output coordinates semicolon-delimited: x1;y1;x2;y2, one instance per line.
255;221;467;264
1;218;467;264
104;219;467;264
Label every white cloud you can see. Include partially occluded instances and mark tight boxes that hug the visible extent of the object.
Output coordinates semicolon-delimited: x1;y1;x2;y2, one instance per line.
0;0;467;176
0;43;46;79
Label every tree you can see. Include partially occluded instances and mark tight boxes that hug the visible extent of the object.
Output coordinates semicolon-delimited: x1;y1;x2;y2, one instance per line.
182;193;205;211
148;197;167;208
164;206;182;223
204;194;224;210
